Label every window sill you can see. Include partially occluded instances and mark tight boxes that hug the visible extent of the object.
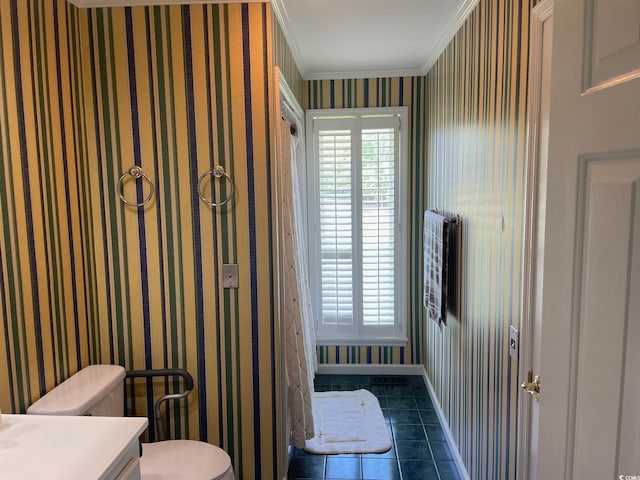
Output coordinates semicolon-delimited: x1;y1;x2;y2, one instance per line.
316;336;408;347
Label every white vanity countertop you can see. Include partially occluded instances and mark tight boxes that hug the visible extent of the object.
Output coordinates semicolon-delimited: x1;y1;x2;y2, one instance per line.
0;414;148;479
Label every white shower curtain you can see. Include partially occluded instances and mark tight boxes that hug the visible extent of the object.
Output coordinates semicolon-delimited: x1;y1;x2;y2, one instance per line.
278;117;317;448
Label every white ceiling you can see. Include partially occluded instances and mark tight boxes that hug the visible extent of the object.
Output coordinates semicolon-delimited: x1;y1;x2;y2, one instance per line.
68;0;477;80
273;0;478;79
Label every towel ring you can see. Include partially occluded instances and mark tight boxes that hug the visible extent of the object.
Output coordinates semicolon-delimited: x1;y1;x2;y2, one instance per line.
197;165;234;207
117;166;154;207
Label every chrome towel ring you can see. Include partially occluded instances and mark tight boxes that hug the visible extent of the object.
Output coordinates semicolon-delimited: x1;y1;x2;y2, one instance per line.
197;165;235;207
117;166;155;207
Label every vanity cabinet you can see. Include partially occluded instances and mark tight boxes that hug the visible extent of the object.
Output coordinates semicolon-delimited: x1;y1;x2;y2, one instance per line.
0;414;147;479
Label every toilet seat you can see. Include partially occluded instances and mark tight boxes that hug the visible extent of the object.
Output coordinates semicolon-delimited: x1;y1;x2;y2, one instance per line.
140;440;234;480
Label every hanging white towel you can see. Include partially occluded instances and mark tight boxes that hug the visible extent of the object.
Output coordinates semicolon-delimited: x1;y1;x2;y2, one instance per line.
423;210;449;328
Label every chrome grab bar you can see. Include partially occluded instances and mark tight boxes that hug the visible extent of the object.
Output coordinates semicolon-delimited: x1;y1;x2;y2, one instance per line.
125;368;194;441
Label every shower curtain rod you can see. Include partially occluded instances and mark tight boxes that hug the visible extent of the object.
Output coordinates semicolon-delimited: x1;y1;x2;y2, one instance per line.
280;101;299;135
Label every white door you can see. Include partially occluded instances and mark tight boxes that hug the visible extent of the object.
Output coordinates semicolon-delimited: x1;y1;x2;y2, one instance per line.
533;0;640;479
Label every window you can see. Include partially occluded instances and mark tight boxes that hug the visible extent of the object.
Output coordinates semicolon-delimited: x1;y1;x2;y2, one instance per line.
306;107;408;345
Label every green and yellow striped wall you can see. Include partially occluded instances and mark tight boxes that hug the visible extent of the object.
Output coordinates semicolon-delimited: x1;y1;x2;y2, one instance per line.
272;11;302;105
303;77;427;366
0;0;89;415
0;1;283;478
1;1;538;479
302;4;535;479
424;0;532;478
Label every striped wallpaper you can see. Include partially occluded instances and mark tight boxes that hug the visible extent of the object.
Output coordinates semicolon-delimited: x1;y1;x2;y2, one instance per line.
0;1;283;478
424;1;532;478
1;0;536;478
303;77;427;366
0;0;88;415
272;11;302;105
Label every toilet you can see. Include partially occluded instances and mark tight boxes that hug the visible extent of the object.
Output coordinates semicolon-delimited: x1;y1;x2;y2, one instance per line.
27;365;234;480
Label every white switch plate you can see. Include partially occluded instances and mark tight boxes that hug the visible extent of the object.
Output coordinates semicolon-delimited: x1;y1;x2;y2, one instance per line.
509;325;519;359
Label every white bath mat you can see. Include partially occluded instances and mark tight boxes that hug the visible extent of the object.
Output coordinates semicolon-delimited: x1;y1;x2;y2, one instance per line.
304;389;391;454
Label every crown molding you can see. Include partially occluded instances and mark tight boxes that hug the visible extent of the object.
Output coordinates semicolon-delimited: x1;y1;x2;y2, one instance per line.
270;0;308;78
67;0;477;80
421;0;479;74
67;0;263;6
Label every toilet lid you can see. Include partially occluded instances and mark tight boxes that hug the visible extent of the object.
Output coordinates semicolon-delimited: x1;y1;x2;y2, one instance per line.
141;440;233;480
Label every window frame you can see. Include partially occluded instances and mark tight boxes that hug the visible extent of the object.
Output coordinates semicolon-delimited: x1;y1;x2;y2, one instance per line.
305;107;408;346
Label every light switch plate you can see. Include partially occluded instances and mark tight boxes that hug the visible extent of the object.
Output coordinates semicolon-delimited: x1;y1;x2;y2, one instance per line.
223;264;239;288
509;325;519;359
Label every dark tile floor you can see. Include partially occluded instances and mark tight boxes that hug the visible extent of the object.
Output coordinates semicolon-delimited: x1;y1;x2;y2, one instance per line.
287;374;463;480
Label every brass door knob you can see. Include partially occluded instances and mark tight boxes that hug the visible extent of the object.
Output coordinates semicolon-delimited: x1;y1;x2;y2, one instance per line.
521;372;541;401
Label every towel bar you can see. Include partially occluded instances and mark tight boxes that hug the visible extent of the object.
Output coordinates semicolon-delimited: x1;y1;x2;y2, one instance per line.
430;208;461;226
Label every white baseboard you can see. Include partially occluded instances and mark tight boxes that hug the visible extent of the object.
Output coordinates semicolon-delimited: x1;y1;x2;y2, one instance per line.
316;363;425;376
419;366;470;480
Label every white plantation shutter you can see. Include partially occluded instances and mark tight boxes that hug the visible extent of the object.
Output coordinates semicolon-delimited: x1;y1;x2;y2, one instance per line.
361;127;395;326
318;129;353;325
307;108;407;344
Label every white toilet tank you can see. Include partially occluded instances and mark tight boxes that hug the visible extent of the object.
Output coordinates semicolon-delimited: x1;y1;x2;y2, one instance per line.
27;364;236;480
27;365;126;416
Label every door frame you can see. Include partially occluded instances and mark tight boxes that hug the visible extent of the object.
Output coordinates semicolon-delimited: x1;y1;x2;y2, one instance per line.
517;1;553;478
